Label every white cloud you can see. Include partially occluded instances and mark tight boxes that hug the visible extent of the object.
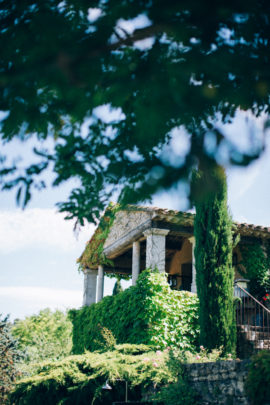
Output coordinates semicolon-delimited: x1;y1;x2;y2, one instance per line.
0;208;95;253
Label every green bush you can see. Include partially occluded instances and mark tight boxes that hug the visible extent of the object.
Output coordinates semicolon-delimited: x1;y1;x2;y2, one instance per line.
9;344;180;405
0;315;22;404
245;350;270;405
69;269;199;354
12;309;72;376
239;241;270;300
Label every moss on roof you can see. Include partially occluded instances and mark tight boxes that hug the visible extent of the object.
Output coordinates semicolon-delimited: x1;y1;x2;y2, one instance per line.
77;203;119;270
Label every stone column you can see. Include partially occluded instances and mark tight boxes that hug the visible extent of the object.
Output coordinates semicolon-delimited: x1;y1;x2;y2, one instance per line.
143;228;169;272
82;268;98;306
189;237;197;293
97;264;104;302
132;241;140;286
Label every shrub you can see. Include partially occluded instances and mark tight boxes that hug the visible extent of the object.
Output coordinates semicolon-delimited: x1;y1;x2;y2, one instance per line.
12;309;72;376
0;315;22;404
245;350;270;405
69;269;199;354
9;345;180;405
239;241;270;300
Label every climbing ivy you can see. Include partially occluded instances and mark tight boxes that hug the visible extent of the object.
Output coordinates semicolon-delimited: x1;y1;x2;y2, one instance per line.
69;269;199;354
77;203;118;271
77;203;132;280
239;240;270;299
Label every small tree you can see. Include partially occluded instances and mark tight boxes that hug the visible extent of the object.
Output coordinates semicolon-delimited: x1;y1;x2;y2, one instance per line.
0;315;22;404
113;278;123;296
192;164;236;354
12;309;72;366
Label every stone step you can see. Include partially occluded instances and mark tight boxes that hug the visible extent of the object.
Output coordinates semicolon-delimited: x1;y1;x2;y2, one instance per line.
238;324;270;332
244;331;270;340
254;339;270;349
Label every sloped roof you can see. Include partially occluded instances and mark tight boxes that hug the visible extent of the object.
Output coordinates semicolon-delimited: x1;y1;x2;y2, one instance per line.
78;204;270;270
136;205;270;239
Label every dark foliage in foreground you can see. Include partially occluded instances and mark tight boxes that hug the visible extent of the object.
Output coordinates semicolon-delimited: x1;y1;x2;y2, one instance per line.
0;0;269;224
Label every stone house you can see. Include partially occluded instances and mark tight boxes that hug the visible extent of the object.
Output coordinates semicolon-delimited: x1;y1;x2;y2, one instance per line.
78;205;270;306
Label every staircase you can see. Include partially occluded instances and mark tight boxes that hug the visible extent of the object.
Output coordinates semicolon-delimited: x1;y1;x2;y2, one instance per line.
234;282;270;357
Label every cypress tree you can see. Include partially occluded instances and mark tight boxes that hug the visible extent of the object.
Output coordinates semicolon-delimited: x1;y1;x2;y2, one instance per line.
192;164;236;354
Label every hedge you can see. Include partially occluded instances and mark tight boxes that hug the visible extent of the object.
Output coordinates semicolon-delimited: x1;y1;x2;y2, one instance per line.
69;269;199;354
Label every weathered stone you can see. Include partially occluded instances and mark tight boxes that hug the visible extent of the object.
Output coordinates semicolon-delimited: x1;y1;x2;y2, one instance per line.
97;265;104;302
104;210;152;250
132;241;140;286
82;268;98;306
184;360;250;405
143;228;169;272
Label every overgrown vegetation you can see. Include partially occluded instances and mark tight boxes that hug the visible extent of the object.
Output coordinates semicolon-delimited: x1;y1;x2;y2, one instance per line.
0;315;22;405
69;269;199;354
11;309;72;376
9;345;178;405
78;203;118;270
10;343;229;405
193;164;236;354
239;241;270;300
245;350;270;405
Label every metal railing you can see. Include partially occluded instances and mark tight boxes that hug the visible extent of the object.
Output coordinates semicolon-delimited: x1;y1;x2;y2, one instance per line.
234;282;270;351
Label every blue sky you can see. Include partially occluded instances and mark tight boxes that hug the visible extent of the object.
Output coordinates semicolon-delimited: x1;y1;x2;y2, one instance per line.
1;111;270;320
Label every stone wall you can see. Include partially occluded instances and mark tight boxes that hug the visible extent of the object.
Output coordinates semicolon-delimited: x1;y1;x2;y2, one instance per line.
104;209;152;249
184;360;250;405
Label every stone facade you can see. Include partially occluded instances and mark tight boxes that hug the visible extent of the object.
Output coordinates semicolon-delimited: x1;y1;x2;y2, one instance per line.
184;360;250;405
104;210;152;249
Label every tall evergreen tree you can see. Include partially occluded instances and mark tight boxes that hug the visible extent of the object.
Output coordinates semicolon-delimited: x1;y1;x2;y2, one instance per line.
192;164;236;354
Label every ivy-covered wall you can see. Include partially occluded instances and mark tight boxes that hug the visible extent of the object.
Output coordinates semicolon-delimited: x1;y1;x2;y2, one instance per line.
69;269;199;354
239;240;270;299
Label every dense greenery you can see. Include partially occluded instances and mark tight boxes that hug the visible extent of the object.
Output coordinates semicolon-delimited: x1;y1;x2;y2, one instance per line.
193;164;236;354
239;241;270;299
12;309;72;375
9;345;181;405
69;269;199;354
0;315;22;405
245;350;270;405
10;343;227;405
1;1;269;224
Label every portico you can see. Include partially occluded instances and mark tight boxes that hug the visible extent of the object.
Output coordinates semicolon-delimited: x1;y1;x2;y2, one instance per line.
80;206;197;305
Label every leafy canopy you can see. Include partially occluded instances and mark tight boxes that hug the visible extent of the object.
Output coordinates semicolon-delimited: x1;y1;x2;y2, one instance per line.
1;0;269;224
70;269;199;354
12;308;72;375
